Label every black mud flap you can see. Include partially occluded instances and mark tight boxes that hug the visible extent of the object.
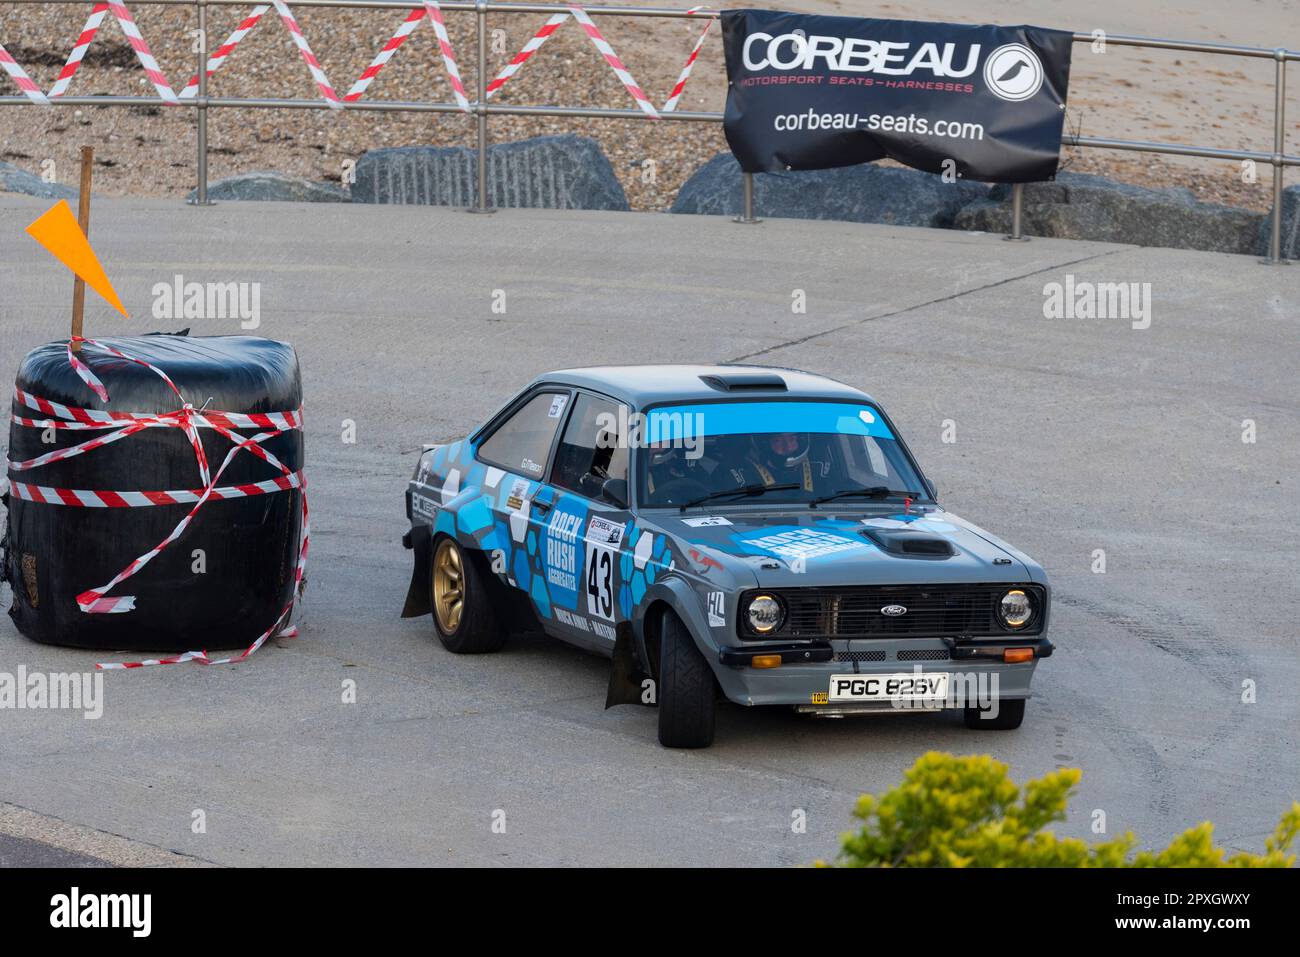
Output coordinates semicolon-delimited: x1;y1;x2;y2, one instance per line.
605;630;653;709
400;524;433;619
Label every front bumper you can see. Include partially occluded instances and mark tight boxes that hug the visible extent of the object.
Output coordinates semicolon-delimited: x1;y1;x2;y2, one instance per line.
712;636;1051;708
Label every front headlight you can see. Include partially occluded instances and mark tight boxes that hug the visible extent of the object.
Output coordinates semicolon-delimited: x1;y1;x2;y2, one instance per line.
999;589;1033;629
746;594;785;634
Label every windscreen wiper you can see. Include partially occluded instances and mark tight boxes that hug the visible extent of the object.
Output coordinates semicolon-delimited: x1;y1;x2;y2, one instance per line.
680;482;801;512
810;486;920;507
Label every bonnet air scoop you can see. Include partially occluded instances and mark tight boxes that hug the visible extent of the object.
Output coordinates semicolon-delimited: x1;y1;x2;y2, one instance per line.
861;527;956;558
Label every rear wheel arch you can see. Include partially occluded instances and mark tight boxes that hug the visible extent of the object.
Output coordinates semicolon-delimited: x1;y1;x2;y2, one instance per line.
429;533;507;654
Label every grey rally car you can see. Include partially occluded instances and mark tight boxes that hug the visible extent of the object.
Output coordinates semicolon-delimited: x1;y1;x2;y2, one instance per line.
401;365;1052;748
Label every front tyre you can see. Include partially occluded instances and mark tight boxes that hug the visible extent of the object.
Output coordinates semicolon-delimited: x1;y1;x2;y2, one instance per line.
657;612;717;748
963;697;1026;730
431;536;506;654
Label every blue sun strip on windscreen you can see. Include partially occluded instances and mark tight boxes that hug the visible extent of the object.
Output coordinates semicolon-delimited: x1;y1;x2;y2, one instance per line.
643;402;895;442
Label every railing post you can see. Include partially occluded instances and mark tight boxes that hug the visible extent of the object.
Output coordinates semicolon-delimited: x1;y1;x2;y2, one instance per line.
733;171;760;224
1264;50;1289;264
188;0;213;206
1003;182;1028;242
469;0;495;213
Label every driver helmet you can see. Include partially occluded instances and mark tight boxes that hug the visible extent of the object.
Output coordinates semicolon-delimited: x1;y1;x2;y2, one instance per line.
754;431;810;470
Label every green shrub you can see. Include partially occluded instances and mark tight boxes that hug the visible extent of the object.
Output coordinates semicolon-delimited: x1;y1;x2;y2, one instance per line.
824;752;1299;868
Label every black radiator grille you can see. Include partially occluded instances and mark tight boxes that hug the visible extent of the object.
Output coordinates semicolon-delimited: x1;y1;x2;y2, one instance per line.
741;584;1045;639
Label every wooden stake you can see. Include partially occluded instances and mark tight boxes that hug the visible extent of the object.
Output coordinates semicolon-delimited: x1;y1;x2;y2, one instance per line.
70;145;94;353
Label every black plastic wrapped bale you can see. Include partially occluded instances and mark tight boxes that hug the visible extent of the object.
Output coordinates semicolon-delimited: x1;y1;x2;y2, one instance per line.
2;336;304;651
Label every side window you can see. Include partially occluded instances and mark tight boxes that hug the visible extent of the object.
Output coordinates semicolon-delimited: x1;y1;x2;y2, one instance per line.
551;393;629;499
477;391;569;479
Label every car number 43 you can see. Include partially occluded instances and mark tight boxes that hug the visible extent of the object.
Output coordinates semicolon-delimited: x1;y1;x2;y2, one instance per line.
586;545;615;621
584;517;624;622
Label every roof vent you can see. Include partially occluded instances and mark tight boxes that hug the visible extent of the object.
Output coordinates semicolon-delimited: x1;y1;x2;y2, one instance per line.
699;372;788;393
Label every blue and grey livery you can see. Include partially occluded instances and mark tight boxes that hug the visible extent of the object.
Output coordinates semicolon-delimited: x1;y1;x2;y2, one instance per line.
402;365;1052;748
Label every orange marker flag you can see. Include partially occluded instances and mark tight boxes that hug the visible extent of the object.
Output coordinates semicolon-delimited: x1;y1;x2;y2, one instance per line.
25;199;128;318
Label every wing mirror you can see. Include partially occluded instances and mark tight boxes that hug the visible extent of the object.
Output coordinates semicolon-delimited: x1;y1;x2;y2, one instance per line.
601;478;629;509
923;477;938;501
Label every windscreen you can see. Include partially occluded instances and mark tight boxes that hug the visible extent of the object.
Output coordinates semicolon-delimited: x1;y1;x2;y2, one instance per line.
636;400;926;508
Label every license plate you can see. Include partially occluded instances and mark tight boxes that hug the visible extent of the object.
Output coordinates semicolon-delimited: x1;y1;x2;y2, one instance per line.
828;672;949;703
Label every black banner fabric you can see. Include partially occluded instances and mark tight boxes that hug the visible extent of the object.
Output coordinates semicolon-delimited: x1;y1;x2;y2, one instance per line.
722;10;1073;183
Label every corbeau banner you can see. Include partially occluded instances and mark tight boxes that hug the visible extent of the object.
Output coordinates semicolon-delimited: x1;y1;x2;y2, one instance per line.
722;10;1073;183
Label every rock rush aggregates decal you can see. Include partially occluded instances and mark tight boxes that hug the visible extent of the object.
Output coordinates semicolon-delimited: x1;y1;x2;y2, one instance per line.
721;9;1073;182
543;496;587;609
733;526;870;562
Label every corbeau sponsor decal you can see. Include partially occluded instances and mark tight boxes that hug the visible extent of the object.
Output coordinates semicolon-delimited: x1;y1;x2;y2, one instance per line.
722;9;1073;182
742;32;982;76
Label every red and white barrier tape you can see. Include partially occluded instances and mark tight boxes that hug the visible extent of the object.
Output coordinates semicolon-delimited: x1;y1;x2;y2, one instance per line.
484;12;569;98
98;484;307;669
568;6;659;118
14;387;301;431
344;7;423;101
179;3;269;100
62;336;214;481
14;2;176;104
0;41;50;104
342;3;468;110
270;0;341;108
8;470;304;507
106;1;178;103
74;425;290;615
5;337;308;668
48;2;110;99
662;10;714;112
421;0;470;112
8;0;704;115
481;7;661;115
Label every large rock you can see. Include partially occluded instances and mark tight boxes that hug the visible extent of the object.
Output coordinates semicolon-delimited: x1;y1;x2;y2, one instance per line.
353;135;629;210
670;153;988;228
954;172;1265;255
187;171;349;203
0;161;80;200
1257;184;1299;261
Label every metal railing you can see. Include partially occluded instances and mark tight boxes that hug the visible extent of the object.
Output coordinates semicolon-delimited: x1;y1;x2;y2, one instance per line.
2;1;1296;261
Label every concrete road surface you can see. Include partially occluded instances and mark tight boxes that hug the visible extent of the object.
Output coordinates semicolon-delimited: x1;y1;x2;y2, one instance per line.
0;196;1296;866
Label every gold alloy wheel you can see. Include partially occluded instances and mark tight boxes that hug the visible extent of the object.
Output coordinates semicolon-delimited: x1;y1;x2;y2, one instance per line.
432;538;465;633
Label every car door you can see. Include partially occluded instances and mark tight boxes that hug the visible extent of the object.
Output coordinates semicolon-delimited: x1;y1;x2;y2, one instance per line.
473;388;572;611
536;390;633;652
